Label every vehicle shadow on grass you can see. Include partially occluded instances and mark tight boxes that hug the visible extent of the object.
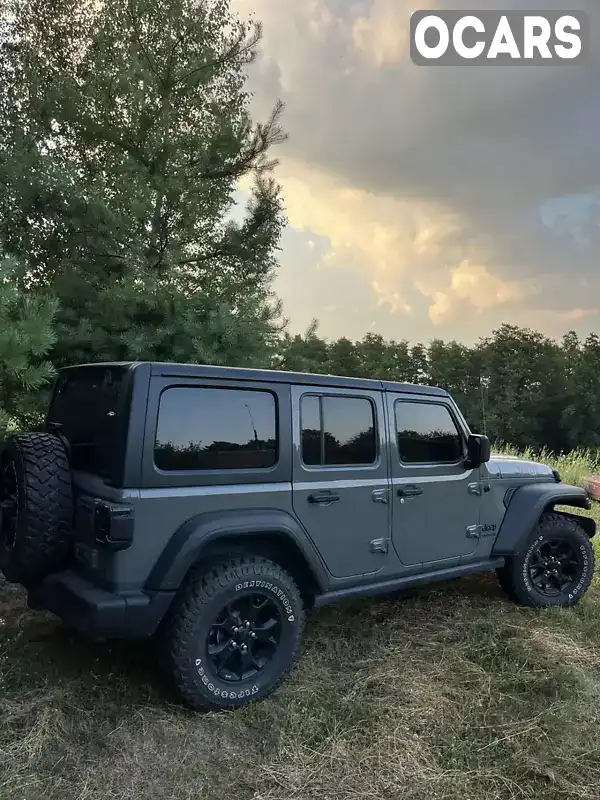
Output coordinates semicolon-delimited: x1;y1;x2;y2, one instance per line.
0;580;169;713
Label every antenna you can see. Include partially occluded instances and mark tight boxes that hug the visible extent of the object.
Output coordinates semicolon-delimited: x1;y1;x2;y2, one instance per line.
245;403;258;445
480;374;487;436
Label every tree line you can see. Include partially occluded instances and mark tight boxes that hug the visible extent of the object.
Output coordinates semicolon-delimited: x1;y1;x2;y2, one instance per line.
279;323;600;454
0;0;596;456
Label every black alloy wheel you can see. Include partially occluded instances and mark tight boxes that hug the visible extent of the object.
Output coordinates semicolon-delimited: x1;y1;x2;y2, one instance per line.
496;512;594;608
164;556;305;711
207;593;282;682
526;537;583;597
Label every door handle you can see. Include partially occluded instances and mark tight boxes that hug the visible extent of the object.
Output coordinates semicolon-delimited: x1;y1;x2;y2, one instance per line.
397;485;423;499
307;491;340;505
372;488;388;504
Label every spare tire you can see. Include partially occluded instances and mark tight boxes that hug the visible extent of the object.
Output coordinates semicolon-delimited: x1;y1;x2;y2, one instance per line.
0;432;73;586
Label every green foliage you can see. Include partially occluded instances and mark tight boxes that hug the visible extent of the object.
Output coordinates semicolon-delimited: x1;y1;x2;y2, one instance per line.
327;337;361;377
0;0;286;367
477;324;569;451
497;442;600;489
561;332;600;450
278;320;331;374
61;269;284;366
278;322;600;455
0;258;58;442
427;338;483;426
356;333;414;381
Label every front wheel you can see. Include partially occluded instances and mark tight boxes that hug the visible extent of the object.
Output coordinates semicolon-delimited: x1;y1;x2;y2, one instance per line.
497;513;595;608
164;556;305;711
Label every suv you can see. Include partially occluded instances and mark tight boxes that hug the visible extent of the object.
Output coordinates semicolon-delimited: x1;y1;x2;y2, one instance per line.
0;362;595;710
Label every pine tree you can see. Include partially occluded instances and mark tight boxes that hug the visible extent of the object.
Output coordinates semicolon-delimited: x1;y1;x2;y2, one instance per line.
0;258;58;443
0;0;287;367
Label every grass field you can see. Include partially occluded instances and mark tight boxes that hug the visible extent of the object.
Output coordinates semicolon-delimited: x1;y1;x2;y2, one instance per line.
2;449;600;800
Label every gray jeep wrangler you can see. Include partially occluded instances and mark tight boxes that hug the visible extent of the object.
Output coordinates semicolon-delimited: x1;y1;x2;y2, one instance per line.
0;362;595;711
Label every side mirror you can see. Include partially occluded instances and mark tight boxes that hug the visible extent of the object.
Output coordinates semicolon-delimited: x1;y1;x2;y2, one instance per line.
466;433;491;468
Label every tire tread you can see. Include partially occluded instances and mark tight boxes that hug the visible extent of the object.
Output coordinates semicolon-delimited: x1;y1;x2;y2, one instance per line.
165;555;305;711
0;432;73;585
496;512;594;608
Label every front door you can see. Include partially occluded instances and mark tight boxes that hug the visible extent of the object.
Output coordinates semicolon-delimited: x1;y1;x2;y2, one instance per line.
291;385;391;579
387;393;481;566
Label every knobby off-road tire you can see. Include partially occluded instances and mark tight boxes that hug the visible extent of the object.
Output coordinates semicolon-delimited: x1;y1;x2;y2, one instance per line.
164;556;305;711
497;512;594;608
0;432;73;586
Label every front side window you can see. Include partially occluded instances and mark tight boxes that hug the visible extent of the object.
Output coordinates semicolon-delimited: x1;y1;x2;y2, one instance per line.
395;401;463;464
300;394;377;466
155;387;277;471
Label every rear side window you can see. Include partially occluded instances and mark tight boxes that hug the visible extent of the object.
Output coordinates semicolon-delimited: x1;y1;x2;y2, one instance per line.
154;387;278;471
46;366;129;480
395;401;463;464
300;394;377;467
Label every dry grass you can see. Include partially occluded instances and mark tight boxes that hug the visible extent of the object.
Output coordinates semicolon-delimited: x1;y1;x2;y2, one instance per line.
495;444;600;489
2;450;600;800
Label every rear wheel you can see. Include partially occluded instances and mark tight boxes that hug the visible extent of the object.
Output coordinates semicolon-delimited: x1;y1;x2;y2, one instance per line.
497;513;594;608
0;433;73;586
164;555;305;711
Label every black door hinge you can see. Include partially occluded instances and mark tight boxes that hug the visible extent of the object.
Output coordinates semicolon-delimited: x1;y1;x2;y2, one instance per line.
370;537;389;554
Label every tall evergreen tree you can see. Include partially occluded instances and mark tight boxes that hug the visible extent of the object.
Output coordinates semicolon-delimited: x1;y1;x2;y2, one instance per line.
0;257;58;442
0;0;287;366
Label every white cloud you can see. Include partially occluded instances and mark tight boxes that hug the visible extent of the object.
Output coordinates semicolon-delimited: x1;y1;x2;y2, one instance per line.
234;0;600;341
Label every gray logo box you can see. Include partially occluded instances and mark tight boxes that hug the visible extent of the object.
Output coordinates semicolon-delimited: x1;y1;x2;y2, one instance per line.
410;10;589;66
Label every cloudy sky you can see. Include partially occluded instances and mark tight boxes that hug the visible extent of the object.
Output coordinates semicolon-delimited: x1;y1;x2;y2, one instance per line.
232;0;600;345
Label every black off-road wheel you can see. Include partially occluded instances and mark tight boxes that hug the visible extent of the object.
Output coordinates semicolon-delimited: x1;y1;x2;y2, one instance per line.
0;432;73;586
164;556;305;711
497;513;594;608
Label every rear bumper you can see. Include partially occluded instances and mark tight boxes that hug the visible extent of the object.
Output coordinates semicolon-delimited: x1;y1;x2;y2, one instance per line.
27;571;174;639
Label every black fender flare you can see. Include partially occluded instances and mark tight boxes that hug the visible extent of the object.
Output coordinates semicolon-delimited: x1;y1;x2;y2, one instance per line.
491;483;594;557
145;508;329;593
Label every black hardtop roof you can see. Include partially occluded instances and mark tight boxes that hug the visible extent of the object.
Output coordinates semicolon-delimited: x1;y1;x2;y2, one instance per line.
61;361;449;397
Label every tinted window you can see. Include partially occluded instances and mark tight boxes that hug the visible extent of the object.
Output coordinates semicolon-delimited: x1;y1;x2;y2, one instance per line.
155;387;277;471
300;394;377;466
47;366;129;479
395;401;463;464
300;395;321;466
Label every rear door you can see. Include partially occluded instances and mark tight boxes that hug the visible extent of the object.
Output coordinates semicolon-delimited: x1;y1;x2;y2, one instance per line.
387;393;481;566
291;386;391;579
